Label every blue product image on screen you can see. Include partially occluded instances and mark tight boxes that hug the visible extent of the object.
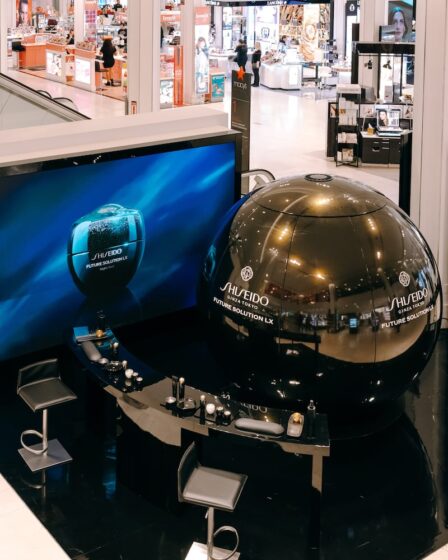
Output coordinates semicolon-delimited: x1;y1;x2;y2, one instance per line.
0;141;236;361
67;204;145;295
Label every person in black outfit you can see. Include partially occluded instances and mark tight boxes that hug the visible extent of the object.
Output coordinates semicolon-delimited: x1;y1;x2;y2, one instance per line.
251;41;262;87
100;36;117;86
234;39;248;70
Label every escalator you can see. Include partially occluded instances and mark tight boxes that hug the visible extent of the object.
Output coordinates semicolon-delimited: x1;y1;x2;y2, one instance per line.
0;72;89;130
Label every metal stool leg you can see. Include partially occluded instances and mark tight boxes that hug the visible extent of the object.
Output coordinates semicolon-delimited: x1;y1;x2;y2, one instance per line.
185;507;240;560
20;409;48;455
18;408;73;472
207;507;215;559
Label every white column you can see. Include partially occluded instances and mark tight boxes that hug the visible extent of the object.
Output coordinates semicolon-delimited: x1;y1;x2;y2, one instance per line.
0;1;14;73
181;0;195;105
332;0;345;59
0;4;8;73
7;0;15;28
127;0;160;113
74;0;85;43
60;0;69;21
358;0;387;91
359;0;387;42
411;0;448;315
214;6;223;50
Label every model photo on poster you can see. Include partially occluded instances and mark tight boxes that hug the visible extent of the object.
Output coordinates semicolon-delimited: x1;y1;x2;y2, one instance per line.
195;36;210;94
388;0;415;42
17;0;31;25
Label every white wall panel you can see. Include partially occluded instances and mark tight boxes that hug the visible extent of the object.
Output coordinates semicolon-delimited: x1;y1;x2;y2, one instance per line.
127;0;160;113
411;0;448;310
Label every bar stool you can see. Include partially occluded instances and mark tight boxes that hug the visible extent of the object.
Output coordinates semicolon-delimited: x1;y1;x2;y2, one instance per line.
178;442;247;560
17;359;77;472
95;60;108;92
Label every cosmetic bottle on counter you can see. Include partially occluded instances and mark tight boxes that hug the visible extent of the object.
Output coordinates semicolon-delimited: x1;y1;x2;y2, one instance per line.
178;377;185;401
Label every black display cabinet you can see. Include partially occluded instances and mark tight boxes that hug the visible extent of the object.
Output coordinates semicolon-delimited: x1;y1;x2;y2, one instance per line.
351;41;415;103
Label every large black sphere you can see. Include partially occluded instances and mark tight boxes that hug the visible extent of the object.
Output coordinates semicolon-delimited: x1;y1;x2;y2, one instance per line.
199;174;442;410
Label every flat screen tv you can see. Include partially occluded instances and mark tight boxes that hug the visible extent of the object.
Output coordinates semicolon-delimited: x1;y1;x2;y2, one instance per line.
0;136;239;361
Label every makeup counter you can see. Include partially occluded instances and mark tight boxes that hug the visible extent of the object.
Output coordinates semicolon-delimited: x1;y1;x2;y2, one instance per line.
43;39;74;83
73;45;127;92
8;30;127;90
68;308;330;552
3;103;446;559
69;315;330;491
256;48;347;90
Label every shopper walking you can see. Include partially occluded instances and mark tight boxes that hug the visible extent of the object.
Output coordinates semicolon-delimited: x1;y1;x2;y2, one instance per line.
251;42;262;87
234;39;248;71
100;36;117;86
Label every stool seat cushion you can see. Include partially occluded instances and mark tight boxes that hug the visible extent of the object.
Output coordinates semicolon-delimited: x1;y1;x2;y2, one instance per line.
18;378;77;412
182;466;247;512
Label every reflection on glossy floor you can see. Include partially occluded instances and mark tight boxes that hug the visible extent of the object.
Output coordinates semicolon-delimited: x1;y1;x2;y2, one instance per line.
5;70;398;203
216;82;400;204
0;324;447;560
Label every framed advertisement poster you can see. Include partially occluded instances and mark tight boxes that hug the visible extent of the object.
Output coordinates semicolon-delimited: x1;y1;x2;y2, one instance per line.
17;0;32;25
211;74;225;102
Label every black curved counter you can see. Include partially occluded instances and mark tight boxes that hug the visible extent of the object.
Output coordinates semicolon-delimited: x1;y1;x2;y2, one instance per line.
70;318;330;492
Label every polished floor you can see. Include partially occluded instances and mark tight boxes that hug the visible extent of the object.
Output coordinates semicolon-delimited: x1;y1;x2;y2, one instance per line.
0;474;69;559
4;69;399;203
5;69;125;119
217;83;400;204
0;317;447;560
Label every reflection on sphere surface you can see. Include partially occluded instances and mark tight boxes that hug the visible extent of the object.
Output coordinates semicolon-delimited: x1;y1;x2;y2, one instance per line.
199;174;442;410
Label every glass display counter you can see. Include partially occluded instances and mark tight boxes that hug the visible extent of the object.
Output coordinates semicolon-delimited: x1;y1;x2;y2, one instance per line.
260;61;302;90
260;48;303;90
45;44;75;83
209;50;234;76
74;48;97;92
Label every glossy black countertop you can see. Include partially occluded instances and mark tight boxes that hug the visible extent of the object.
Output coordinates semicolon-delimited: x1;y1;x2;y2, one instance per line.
69;319;330;458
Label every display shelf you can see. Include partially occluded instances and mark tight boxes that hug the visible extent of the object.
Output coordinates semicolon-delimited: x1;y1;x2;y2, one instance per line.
322;39;338;65
335;84;361;167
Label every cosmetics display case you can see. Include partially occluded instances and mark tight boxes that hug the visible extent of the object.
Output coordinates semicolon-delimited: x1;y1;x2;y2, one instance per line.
73;47;97;92
69;306;330;553
351;42;415;103
70;322;330;480
45;43;75;84
260;60;303;90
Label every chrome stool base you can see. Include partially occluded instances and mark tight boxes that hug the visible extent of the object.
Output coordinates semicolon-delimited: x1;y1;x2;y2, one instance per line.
18;439;72;472
185;542;240;560
20;429;47;454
